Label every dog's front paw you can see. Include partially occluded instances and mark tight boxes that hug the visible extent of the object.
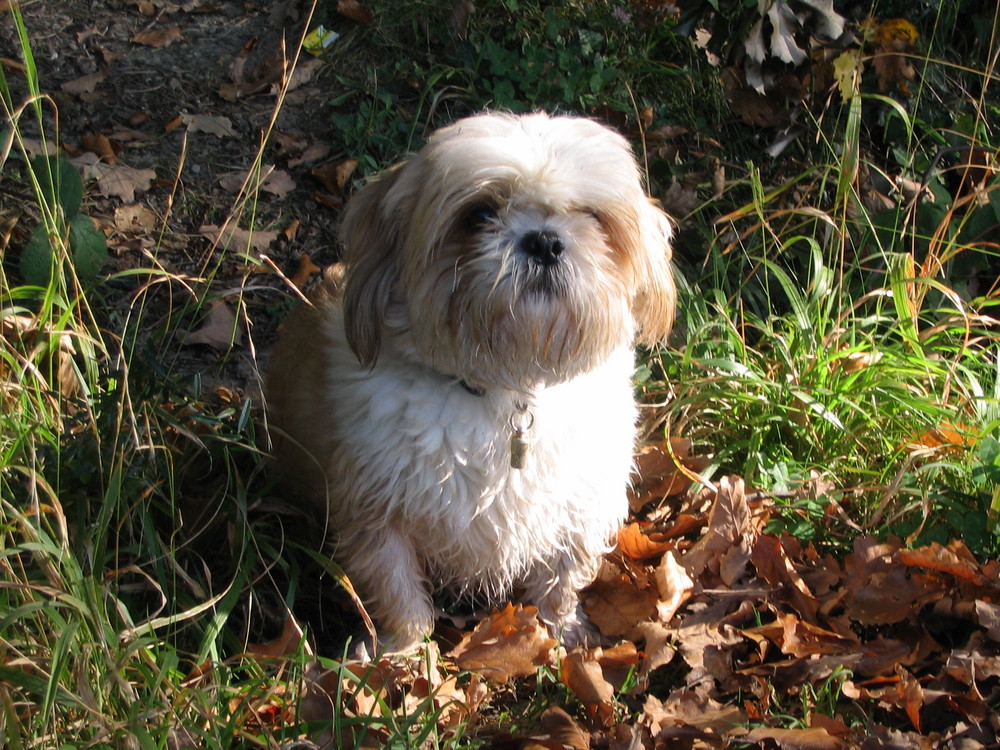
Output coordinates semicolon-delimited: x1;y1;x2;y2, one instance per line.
553;605;603;648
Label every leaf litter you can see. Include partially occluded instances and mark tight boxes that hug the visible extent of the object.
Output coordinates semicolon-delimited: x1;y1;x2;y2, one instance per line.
243;446;1000;748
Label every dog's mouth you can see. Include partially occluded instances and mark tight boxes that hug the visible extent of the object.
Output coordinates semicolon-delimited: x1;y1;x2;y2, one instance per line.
524;263;568;298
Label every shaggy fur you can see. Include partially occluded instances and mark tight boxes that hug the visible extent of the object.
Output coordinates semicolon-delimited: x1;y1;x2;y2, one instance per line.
267;112;675;651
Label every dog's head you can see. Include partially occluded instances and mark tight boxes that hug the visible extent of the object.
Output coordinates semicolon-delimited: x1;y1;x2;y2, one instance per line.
338;112;675;391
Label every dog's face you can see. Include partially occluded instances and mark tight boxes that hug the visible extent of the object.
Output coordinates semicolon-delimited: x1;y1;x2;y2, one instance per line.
339;112;675;391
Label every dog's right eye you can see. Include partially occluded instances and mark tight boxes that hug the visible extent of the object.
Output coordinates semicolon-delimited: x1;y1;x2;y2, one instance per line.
463;204;498;231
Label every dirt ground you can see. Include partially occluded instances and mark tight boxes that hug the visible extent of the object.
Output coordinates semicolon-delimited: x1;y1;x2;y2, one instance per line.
3;0;350;400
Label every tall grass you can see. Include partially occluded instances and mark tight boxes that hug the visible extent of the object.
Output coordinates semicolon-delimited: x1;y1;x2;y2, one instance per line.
654;11;1000;549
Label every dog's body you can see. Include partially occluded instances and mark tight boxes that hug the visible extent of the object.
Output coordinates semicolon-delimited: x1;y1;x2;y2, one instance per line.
268;112;674;651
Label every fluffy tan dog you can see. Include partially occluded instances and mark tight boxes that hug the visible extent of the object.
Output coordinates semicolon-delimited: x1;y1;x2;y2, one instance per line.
268;112;675;651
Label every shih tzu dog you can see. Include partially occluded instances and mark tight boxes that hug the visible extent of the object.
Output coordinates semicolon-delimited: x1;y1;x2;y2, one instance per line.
268;112;675;652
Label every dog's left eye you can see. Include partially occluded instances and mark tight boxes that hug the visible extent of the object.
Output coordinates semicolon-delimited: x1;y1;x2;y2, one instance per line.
463;204;499;231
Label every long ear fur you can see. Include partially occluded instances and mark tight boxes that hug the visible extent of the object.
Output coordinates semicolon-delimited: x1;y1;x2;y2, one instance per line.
633;201;676;347
339;166;406;366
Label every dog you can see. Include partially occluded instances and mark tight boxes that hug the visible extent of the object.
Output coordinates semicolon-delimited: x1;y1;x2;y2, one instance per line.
267;112;675;652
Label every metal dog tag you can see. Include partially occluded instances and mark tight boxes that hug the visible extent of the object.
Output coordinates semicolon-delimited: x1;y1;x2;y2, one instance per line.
508;403;534;470
510;428;529;469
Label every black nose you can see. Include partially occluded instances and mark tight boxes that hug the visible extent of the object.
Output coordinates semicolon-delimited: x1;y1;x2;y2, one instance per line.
520;230;564;267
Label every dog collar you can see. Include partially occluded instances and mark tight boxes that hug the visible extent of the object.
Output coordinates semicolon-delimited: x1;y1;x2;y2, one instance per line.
459;379;486;397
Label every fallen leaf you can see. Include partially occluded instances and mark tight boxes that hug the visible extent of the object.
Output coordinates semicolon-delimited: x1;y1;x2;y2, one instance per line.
560;648;615;726
247;616;309;659
681;476;754;581
260;169;295;198
975;600;1000;642
177;300;243;349
282;218;301;242
751;534;821;623
1;315;80;400
653;550;694;623
537;706;589;750
617;522;674;560
449;604;556;682
311;158;358;195
127;0;156;14
179;113;236;138
80;133;118;163
87;161;157;203
581;562;658;639
200;223;279;255
61;71;107;95
634;620;677;678
896;665;923;732
131;26;183;48
843;537;940;625
289;253;320;290
114;204;158;232
743;726;847;749
897;540;986;584
629;438;704;510
337;0;374;25
218;165;294;197
643;687;748;734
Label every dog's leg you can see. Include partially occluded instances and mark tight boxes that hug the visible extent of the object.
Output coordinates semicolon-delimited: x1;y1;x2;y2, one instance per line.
522;547;603;647
340;525;435;653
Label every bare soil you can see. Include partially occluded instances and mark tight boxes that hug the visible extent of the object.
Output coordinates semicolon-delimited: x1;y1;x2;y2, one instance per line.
2;0;347;398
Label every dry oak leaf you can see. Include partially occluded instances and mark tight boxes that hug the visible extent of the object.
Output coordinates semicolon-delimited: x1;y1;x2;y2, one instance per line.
218;165;296;198
681;475;754;582
751;534;822;624
629;437;707;510
491;707;590;750
177;300;243;349
61;71;107;96
449;603;556;682
338;0;374;25
742;726;847;749
842;537;941;625
246;616;310;659
131;25;183;47
617;522;675;560
200;223;279;255
897;540;988;585
80;133;118;163
177;113;236;138
311;158;358;195
744;611;858;659
895;665;924;732
634;621;677;679
654;550;694;623
73;153;156;203
642;687;748;734
1;315;81;400
114;204;158;232
560;648;615;727
580;561;658;640
975;600;1000;642
289;253;320;290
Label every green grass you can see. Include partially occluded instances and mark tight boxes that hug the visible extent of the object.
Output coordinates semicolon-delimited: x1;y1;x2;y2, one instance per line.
1;0;999;745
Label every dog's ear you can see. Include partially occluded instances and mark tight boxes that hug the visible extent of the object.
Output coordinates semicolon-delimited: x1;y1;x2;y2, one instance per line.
339;166;406;366
632;201;676;347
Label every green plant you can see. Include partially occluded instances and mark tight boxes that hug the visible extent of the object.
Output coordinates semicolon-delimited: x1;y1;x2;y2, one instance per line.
17;154;108;287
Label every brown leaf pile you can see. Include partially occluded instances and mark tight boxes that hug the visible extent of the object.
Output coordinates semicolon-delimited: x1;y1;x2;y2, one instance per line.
246;446;1000;749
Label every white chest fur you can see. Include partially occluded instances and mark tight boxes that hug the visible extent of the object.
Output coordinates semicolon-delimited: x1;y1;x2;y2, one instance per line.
316;305;636;599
